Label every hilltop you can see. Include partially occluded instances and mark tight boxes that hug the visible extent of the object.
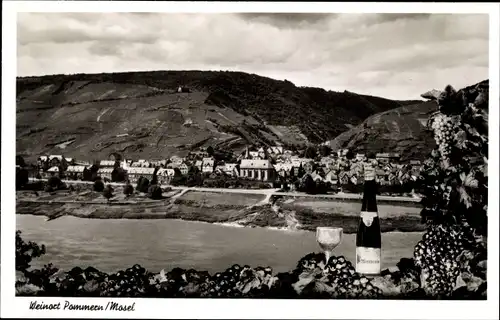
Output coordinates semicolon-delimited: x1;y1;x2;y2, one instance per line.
327;79;489;161
16;70;420;161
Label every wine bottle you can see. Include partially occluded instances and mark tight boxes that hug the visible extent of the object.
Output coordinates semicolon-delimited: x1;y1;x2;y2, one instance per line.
356;161;381;276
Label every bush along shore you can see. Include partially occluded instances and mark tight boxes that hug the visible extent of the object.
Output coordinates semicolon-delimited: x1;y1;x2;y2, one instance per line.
15;82;488;299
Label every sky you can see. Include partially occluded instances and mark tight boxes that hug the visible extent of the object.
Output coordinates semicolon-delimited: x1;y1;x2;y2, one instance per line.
17;12;489;100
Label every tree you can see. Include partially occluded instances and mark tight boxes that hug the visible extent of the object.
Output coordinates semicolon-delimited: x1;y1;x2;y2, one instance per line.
319;145;332;157
304;146;317;159
148;184;163;200
151;168;159;185
103;185;114;203
47;176;63;190
16;167;29;190
123;182;134;197
298;174;317;194
16;155;26;167
16;230;46;274
93;179;105;192
207;146;214;156
111;168;127;182
136;176;150;193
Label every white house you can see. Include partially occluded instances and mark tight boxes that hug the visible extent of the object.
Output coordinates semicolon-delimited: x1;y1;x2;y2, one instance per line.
240;159;275;181
156;168;176;185
126;167;156;184
202;158;215;173
100;160;116;168
222;163;239;177
66;165;87;180
97;168;114;181
44;166;60;178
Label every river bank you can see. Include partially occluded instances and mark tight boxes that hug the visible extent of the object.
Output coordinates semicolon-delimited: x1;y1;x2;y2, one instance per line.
16;187;425;233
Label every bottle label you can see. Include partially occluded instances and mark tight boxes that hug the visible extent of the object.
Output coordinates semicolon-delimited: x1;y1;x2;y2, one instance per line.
356;247;381;275
360;211;378;227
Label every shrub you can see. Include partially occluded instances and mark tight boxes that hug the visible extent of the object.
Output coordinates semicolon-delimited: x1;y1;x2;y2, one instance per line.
148;185;163;200
16;168;29;190
123;183;134;197
103;185;114;202
136;177;150;193
93;179;105;192
47;176;63;190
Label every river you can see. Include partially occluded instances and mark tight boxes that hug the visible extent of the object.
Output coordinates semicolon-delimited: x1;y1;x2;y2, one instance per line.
16;215;422;274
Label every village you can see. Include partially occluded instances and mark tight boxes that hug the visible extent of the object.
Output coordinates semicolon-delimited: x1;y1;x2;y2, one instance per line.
24;145;423;195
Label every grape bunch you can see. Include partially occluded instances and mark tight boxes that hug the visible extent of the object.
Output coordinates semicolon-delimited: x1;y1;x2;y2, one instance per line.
431;114;457;158
99;264;149;297
205;264;275;298
293;253;381;299
413;224;475;297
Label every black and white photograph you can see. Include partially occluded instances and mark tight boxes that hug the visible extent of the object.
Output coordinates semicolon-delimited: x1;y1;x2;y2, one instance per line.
1;1;499;319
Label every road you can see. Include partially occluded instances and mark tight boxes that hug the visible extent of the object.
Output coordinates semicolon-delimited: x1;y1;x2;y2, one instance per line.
28;178;421;203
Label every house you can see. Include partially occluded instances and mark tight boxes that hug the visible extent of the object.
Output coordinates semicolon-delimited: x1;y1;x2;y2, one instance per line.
223;163;239;177
150;160;167;168
320;157;334;166
338;172;349;185
249;151;261;159
97;168;114;181
65;158;75;165
274;163;294;178
325;171;338;185
195;160;203;171
202;158;215;173
100;160;116;168
45;166;60;178
156;168;176;185
126;167;156;184
355;153;366;161
66;165;86;180
215;165;226;175
37;156;49;170
48;155;66;168
240;159;276;181
376;153;401;164
177;86;191;93
311;171;324;182
170;156;184;166
75;160;91;166
178;163;189;175
303;161;315;174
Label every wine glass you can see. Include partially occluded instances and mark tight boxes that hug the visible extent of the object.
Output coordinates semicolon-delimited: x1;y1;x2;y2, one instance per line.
316;227;343;266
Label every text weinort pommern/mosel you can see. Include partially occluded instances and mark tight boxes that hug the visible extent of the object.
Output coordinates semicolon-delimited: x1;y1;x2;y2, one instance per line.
29;300;136;312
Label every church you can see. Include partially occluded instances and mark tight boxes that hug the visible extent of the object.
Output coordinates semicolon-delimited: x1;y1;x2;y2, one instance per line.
239;146;276;182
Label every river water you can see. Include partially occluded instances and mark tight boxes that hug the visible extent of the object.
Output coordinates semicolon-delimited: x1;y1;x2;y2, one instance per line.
16;215;422;274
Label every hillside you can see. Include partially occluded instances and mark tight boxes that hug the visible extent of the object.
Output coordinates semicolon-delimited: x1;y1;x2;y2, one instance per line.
327;80;489;161
16;70;417;162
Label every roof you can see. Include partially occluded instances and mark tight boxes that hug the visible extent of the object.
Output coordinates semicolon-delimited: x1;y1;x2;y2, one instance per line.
195;160;203;166
274;163;293;171
240;159;274;169
224;163;238;170
38;156;48;160
157;168;175;176
127;167;156;175
100;160;116;166
49;155;64;161
66;165;86;173
66;158;73;162
47;166;59;172
98;168;114;174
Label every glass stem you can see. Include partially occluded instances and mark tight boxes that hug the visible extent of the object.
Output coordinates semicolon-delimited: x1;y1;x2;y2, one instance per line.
324;251;331;265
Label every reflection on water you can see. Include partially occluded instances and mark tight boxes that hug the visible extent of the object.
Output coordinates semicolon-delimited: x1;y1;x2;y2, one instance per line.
16;215;422;274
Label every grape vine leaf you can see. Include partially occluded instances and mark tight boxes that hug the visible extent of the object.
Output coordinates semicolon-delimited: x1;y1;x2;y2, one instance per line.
457;186;472;208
